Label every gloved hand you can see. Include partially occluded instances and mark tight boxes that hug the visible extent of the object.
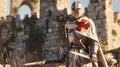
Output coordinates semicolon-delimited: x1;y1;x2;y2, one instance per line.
65;23;77;30
91;53;98;62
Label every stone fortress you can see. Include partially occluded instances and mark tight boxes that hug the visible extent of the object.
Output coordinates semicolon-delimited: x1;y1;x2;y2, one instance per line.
0;0;120;67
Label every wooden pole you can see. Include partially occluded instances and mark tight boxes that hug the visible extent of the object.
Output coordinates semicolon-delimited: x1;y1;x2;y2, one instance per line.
70;51;91;60
98;46;108;67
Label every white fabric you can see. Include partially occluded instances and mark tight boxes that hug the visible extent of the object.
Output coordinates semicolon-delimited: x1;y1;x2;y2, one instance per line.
76;17;99;42
66;17;99;42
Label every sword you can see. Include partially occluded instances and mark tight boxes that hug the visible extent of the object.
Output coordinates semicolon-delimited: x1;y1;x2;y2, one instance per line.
70;51;97;62
70;51;90;60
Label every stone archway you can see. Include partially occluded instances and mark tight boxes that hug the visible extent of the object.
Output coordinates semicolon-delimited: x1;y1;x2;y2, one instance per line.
10;0;39;17
18;5;31;19
20;0;33;11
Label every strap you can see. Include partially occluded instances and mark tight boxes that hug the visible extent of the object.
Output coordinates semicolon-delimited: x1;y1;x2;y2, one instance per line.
72;30;86;50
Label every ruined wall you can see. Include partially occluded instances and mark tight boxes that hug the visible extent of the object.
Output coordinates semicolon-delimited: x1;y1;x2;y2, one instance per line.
0;0;7;18
86;0;120;52
40;0;69;61
40;0;70;18
0;0;120;66
10;0;40;18
0;15;26;67
7;15;26;67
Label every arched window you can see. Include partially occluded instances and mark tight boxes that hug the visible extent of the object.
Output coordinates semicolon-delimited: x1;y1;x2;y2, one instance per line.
18;5;31;19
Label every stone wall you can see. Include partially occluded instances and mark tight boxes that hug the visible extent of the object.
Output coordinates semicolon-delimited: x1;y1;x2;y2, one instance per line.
1;15;26;67
0;0;7;18
86;0;120;52
39;0;69;61
0;0;120;66
10;0;39;17
86;0;120;66
40;0;70;18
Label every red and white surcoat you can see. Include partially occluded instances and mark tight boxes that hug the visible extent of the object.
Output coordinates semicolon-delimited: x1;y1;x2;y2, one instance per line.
67;17;99;42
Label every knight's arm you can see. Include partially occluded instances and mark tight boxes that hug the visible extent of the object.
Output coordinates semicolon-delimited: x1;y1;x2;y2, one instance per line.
65;21;77;37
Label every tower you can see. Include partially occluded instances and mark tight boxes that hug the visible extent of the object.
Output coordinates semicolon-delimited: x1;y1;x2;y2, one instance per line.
40;0;70;18
39;0;70;61
87;0;120;51
0;0;7;18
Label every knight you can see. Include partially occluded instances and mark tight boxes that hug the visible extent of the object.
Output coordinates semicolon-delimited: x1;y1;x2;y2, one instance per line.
65;1;100;67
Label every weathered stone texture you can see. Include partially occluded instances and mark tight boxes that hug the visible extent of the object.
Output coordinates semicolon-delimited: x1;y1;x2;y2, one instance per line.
10;0;39;17
86;0;120;52
86;1;120;66
0;0;7;18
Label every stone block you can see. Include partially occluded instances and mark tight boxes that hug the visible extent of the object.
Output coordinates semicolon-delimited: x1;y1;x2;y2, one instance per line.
46;33;52;37
95;20;101;24
45;41;49;45
42;47;59;60
88;3;98;7
98;11;106;19
51;36;56;39
88;15;97;20
100;1;106;6
88;12;97;17
101;19;107;25
95;6;103;12
98;15;105;19
86;7;94;12
53;27;59;32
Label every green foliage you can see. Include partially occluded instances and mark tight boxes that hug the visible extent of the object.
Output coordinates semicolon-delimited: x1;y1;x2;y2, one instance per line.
23;16;35;26
13;7;18;13
27;29;44;51
23;16;44;52
57;15;66;40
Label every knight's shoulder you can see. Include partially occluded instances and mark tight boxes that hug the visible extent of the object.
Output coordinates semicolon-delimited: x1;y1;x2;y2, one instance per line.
84;17;94;23
82;17;92;21
68;17;76;22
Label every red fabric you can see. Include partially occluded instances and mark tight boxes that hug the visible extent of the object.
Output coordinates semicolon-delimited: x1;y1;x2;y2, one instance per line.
75;19;90;31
